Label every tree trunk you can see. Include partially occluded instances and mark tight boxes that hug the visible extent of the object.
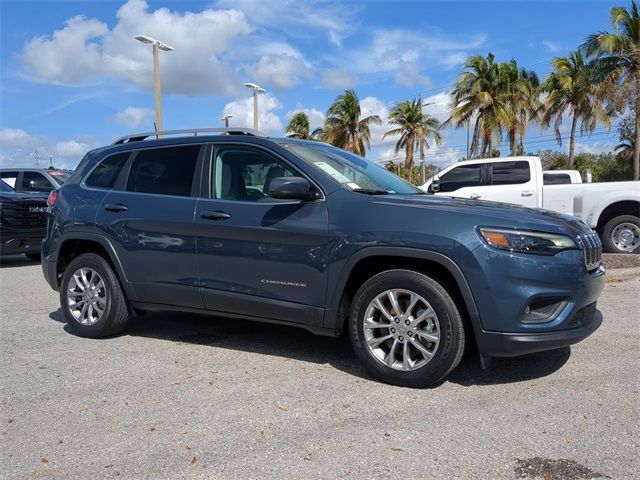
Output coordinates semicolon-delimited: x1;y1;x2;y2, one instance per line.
568;112;578;169
406;137;414;183
510;129;517;156
635;87;640;180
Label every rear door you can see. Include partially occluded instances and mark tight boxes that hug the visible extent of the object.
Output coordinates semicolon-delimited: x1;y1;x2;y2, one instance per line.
94;144;204;308
435;162;486;200
193;143;329;328
483;160;540;208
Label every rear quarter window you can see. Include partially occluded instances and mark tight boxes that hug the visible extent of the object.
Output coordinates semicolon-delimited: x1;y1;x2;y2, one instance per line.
86;152;131;188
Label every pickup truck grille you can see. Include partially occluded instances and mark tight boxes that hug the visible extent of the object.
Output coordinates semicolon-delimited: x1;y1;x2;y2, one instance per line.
1;201;47;229
576;232;602;271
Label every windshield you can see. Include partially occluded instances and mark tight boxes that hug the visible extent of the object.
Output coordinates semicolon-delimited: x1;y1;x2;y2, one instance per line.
49;170;72;186
0;180;15;192
283;142;421;195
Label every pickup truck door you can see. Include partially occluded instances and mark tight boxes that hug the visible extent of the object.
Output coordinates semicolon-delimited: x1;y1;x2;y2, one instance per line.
483;160;540;208
194;143;329;330
434;162;486;200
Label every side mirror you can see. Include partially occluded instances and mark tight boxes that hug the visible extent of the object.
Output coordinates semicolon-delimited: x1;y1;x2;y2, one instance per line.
265;177;318;201
430;175;441;193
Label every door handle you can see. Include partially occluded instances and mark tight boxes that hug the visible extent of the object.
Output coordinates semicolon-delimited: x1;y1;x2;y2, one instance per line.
201;210;231;221
469;193;482;200
104;203;128;213
521;191;533;197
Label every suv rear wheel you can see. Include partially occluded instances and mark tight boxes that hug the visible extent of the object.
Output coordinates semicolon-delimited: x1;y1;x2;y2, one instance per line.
60;253;129;338
349;269;465;388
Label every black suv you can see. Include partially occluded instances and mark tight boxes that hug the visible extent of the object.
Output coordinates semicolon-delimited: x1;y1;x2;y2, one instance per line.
42;128;604;387
1;180;47;260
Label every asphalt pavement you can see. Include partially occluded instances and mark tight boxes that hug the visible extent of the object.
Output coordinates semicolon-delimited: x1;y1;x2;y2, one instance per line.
1;255;638;480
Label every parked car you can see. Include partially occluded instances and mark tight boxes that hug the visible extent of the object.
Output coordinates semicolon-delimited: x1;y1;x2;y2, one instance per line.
0;180;48;260
543;170;583;185
0;167;73;198
42;129;604;387
421;156;640;253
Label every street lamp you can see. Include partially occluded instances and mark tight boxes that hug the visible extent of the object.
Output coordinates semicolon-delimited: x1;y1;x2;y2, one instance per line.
221;114;232;128
243;82;266;131
421;102;436;184
135;35;174;134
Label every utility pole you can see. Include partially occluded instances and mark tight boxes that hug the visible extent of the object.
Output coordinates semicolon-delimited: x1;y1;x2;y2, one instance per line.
243;83;266;131
221;115;232;128
135;35;174;134
33;149;40;167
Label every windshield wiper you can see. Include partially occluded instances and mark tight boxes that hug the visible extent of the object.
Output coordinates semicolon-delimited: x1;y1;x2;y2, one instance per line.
352;188;390;195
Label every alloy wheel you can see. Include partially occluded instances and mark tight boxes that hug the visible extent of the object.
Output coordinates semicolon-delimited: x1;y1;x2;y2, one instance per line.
66;267;107;325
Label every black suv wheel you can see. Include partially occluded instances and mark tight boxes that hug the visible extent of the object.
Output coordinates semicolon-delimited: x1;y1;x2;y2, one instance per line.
60;253;130;338
349;269;466;387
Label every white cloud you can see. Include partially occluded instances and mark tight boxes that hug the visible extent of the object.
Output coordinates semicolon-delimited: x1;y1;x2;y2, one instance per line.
395;62;432;88
114;106;154;128
214;0;357;47
542;40;561;53
337;28;485;87
285;108;326;131
422;91;453;124
22;0;253;96
221;94;283;133
360;96;392;147
54;140;92;158
322;69;356;89
0;128;38;147
574;141;616;155
246;54;313;90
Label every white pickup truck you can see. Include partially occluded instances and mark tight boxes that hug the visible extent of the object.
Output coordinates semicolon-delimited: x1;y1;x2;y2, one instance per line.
421;156;640;253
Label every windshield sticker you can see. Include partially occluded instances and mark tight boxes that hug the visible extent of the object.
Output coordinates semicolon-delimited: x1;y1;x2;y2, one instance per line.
346;182;361;190
314;161;353;183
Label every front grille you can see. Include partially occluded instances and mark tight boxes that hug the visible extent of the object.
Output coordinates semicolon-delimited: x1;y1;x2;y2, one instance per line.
567;302;597;329
576;232;602;271
10;201;47;229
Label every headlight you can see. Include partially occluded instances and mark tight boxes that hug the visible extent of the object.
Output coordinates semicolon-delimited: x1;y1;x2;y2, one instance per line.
478;227;577;256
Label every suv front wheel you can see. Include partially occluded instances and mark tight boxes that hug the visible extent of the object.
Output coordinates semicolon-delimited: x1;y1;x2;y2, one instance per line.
60;253;130;338
349;269;466;388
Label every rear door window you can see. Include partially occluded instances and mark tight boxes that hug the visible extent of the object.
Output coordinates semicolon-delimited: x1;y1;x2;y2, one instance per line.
126;145;200;197
490;161;530;185
86;152;131;189
438;164;482;193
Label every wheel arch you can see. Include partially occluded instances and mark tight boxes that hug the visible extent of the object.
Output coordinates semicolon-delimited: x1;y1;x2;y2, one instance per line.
55;233;136;300
595;200;640;231
325;247;480;336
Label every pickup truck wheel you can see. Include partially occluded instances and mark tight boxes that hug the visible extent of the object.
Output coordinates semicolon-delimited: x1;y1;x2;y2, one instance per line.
60;253;130;338
349;269;465;388
602;215;640;253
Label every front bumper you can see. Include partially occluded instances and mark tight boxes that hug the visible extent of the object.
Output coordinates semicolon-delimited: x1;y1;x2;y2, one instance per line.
0;235;43;255
475;305;602;357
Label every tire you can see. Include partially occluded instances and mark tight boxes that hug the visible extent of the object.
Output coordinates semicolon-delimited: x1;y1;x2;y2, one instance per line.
602;215;640;253
25;252;41;262
349;269;466;388
60;253;130;338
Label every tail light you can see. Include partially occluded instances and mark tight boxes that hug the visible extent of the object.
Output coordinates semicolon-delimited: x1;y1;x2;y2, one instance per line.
47;190;58;207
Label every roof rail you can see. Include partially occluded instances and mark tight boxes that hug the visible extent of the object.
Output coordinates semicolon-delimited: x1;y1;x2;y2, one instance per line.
111;127;267;145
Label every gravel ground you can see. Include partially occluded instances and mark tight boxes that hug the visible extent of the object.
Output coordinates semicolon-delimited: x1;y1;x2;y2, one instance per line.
1;256;638;480
602;254;640;270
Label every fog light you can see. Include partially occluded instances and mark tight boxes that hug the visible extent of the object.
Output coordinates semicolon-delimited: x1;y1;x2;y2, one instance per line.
522;298;568;323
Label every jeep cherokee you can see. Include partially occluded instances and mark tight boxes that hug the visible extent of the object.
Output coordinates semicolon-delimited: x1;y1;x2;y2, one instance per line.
42;128;604;387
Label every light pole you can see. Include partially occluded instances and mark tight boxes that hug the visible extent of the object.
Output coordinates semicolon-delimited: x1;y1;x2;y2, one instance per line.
243;82;266;131
221;114;232;128
421;102;436;184
135;35;174;133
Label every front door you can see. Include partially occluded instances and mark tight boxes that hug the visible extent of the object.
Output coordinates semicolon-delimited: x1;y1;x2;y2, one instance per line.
194;144;329;328
435;162;486;200
94;144;204;308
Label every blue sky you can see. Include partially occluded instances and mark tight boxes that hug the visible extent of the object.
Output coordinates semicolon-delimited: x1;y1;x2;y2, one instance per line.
0;0;622;169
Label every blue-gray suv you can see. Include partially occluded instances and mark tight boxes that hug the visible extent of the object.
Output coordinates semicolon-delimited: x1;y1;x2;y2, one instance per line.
42;128;604;387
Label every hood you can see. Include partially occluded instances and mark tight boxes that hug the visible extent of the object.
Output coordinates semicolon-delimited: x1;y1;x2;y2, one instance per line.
371;194;593;237
0;190;48;203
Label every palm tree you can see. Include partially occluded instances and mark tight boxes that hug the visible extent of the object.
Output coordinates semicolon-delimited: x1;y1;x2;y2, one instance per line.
541;51;609;168
383;98;443;183
285;112;323;140
506;65;543;155
582;0;640;180
323;89;381;156
615;132;635;172
447;53;512;158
